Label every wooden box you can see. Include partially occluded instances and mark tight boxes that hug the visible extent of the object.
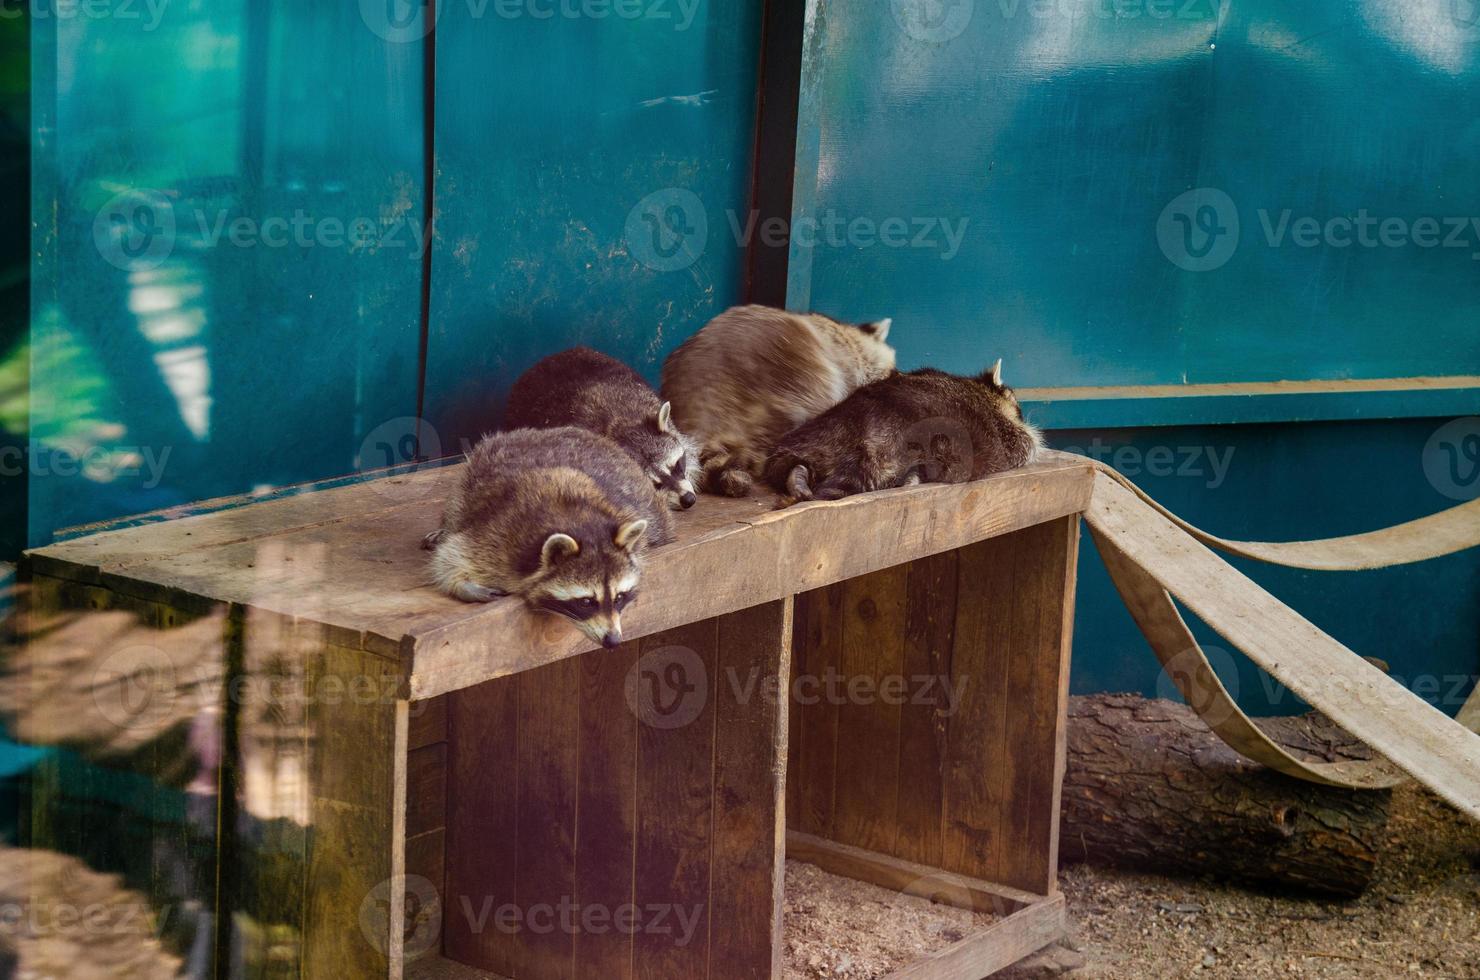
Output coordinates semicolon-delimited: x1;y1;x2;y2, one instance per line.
21;452;1092;979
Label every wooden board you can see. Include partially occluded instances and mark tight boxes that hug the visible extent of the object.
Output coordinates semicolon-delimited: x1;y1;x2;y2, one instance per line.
787;521;1080;896
442;603;792;980
26;456;1094;700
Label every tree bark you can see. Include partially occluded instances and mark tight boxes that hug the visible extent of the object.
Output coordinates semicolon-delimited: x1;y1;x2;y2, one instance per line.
1060;694;1393;898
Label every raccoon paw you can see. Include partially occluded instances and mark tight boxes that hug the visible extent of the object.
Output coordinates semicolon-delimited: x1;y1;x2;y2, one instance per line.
783;464;814;501
421;529;446;551
451;582;506;603
711;468;754;498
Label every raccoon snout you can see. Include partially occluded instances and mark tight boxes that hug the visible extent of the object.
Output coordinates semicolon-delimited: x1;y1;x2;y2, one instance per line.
679;490;697;509
601;631;623;649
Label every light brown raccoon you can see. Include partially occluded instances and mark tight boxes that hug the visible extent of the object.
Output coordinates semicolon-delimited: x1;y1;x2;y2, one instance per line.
660;305;896;497
504;347;700;511
423;427;674;648
762;360;1043;505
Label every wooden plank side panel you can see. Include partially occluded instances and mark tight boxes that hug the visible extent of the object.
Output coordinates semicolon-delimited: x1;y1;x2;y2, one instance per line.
709;600;792;980
882;895;1067;980
941;536;1017;883
301;643;406;980
999;517;1079;895
573;643;639;980
791;584;844;838
515;657;581;980
634;620;718;980
443;676;519;977
894;551;958;869
832;566;909;854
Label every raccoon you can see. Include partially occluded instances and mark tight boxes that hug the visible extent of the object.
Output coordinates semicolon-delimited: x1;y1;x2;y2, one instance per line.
762;360;1043;504
660;305;896;497
423;427;675;648
504;347;700;510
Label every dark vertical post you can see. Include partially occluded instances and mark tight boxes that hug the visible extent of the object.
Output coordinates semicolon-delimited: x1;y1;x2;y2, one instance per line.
743;0;807;307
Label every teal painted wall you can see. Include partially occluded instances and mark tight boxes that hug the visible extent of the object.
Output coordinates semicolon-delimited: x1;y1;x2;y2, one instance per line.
27;1;425;546
424;0;765;450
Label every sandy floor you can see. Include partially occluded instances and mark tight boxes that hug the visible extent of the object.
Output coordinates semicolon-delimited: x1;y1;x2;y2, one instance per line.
1002;785;1480;979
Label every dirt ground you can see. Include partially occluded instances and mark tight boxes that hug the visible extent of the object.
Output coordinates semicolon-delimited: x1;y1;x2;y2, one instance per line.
1002;784;1480;979
783;784;1476;979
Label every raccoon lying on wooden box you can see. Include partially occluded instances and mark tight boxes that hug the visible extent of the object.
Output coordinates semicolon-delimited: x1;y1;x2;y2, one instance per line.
661;304;896;497
762;360;1043;504
423;427;674;648
504;347;701;511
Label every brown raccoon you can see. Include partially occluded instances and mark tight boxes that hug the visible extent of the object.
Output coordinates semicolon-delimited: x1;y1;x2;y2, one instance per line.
660;305;896;497
504;347;700;510
423;427;674;648
762;360;1043;504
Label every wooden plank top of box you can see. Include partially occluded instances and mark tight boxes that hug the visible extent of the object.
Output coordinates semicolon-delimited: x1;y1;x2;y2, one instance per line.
26;452;1094;700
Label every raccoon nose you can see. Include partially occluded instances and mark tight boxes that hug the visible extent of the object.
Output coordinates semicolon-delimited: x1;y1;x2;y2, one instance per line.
601;631;622;649
679;491;697;509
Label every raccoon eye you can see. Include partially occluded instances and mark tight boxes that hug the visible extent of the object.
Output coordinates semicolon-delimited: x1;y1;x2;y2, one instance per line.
672;459;686;477
576;597;598;611
615;591;635;610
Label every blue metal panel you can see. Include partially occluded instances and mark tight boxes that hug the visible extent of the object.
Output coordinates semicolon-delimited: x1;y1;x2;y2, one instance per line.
425;2;765;449
1057;417;1479;718
790;0;1480;412
27;2;424;545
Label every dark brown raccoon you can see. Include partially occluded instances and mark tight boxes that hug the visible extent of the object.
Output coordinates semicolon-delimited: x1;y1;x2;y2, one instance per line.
762;361;1043;504
505;347;700;510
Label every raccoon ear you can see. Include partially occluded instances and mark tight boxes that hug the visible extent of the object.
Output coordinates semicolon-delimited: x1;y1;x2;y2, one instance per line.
989;359;1003;387
860;317;892;342
540;533;580;569
655;401;672;434
613;519;649;552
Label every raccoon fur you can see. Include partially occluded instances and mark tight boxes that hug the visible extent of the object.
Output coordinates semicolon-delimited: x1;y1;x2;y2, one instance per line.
762;360;1043;504
660;305;896;498
504;347;700;511
423;427;674;648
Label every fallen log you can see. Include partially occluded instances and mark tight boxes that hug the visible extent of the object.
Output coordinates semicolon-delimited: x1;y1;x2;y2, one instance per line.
1060;694;1394;898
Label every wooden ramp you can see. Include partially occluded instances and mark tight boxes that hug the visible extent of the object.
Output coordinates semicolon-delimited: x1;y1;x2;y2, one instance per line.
1080;463;1480;819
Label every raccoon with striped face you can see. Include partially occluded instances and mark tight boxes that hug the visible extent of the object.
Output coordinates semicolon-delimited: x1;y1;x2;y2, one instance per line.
504;347;700;510
762;360;1043;505
660;305;896;497
423;427;674;648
